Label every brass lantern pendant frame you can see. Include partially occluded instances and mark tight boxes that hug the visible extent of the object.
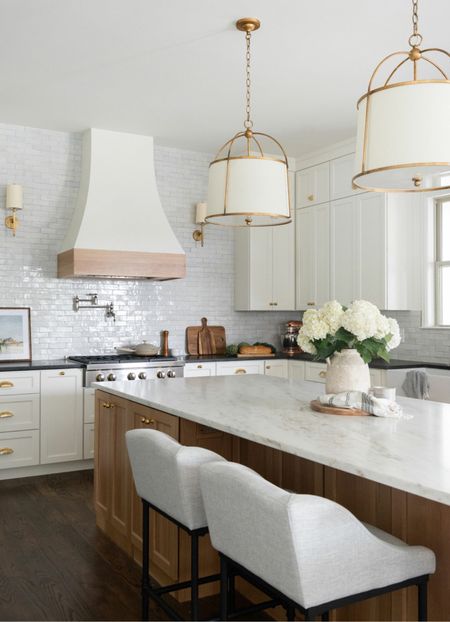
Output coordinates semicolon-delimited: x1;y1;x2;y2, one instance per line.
205;17;292;227
353;0;450;193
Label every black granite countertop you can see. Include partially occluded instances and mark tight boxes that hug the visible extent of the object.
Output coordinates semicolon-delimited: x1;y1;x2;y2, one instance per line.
181;353;450;371
0;359;85;372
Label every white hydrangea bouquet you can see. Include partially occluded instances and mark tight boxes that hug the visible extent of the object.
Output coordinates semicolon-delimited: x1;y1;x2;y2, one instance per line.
298;300;401;364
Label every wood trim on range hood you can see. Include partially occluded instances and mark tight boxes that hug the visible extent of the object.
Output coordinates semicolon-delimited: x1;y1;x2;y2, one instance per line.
57;129;186;280
57;249;186;280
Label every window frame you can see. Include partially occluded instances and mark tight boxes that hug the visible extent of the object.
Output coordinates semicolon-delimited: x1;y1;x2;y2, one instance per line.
435;197;450;326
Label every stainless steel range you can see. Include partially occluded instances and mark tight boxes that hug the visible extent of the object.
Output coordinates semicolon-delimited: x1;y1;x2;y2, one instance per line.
68;354;184;387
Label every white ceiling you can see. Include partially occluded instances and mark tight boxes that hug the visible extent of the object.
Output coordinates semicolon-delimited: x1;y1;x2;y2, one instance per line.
0;0;448;157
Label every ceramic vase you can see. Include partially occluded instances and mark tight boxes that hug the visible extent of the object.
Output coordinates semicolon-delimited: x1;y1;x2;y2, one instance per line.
325;348;370;394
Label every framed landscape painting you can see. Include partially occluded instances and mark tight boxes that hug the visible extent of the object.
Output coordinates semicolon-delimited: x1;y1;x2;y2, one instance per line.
0;308;32;362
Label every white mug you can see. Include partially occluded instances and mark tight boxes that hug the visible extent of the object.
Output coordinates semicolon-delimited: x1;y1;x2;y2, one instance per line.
370;386;396;401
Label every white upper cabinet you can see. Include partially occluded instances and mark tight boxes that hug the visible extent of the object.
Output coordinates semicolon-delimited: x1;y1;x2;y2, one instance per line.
329;154;365;200
330;192;421;310
296;203;330;310
235;172;295;311
296;162;329;208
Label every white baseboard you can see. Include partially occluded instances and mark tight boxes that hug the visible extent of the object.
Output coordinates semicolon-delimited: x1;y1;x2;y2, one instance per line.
0;459;93;480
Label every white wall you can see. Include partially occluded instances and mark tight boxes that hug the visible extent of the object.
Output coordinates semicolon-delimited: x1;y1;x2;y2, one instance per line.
0;123;294;358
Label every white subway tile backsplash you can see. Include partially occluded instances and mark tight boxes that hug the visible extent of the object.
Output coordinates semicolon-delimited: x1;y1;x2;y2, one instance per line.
0;123;293;358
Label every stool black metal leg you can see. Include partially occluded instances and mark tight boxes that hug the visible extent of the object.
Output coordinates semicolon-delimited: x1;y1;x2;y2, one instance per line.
304;611;314;621
227;570;235;614
321;612;329;621
220;555;229;621
418;579;428;622
141;499;150;622
191;532;199;621
285;604;296;620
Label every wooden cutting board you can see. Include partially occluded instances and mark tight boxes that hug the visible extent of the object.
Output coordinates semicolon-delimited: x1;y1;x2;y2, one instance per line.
310;399;369;416
186;319;226;355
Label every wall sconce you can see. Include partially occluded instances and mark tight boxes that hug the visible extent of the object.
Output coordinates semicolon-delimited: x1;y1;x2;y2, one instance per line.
192;202;207;247
5;184;23;236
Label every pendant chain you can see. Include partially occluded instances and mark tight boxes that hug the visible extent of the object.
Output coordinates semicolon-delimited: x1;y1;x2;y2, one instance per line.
244;31;253;129
409;0;423;47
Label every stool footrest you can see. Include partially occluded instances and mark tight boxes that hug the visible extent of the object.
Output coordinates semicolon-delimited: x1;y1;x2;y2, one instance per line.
153;573;221;595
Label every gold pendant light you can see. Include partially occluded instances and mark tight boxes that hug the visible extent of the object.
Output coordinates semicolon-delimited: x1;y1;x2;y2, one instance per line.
353;0;450;192
205;18;291;227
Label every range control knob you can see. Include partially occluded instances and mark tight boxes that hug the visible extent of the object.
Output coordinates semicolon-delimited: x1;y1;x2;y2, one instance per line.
107;373;116;381
96;373;105;382
127;372;136;380
156;370;166;379
167;370;176;378
138;372;147;380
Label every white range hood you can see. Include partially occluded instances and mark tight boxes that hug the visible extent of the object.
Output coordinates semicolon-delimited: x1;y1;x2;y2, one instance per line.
57;128;186;279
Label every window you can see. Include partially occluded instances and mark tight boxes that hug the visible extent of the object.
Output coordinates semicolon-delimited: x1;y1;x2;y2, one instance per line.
435;197;450;325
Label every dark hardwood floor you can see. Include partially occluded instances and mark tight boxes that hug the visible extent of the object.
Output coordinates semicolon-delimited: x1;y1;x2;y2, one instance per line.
0;471;271;622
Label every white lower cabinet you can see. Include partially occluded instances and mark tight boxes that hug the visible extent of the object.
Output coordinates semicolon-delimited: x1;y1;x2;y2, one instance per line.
184;362;216;377
0;394;40;433
264;359;288;378
40;368;83;464
304;362;328;383
216;361;265;376
288;360;305;381
0;430;40;469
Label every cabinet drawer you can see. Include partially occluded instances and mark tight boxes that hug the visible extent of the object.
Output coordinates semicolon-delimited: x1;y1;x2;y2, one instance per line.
0;370;40;395
0;394;39;432
184;362;216;377
0;430;39;470
216;361;264;376
84;423;95;459
84;388;95;423
304;362;327;383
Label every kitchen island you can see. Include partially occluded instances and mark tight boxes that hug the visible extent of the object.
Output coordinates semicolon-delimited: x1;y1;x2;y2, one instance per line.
94;376;450;621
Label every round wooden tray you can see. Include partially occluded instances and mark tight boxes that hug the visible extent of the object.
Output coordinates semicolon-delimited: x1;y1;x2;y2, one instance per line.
310;399;369;417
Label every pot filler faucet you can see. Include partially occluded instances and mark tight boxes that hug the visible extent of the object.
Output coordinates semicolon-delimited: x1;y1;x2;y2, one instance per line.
73;293;115;322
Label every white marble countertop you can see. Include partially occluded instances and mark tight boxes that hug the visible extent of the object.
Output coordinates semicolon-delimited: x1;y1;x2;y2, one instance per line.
93;375;450;506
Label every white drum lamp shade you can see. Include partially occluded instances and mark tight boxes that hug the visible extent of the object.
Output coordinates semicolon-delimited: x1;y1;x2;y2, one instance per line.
206;156;291;226
354;82;450;192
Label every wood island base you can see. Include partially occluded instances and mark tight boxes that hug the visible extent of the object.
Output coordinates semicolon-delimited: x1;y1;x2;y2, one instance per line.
95;390;450;621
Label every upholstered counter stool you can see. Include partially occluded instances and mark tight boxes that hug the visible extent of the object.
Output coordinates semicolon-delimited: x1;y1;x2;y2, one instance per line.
126;429;225;621
200;461;436;622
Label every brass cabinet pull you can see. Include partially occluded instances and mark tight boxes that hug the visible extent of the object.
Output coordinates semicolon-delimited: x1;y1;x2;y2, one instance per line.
235;368;247;374
149;418;155;425
197;364;203;369
308;194;315;201
141;417;155;425
0;381;14;389
102;401;115;409
307;302;316;306
0;447;14;455
59;371;65;376
319;370;327;378
0;411;13;418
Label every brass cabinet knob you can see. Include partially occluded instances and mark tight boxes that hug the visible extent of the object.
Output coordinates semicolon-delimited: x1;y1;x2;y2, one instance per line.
59;371;65;376
308;194;315;201
266;365;271;370
0;447;14;455
307;302;316;306
319;370;327;378
273;302;278;306
197;364;203;369
0;411;13;418
0;381;14;389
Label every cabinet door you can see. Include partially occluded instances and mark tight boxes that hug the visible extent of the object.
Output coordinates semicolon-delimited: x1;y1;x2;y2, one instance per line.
184;362;216;377
288;360;305;381
296;206;316;309
330;197;359;307
129;402;180;581
296;162;329;208
94;392;114;526
315;202;330;306
40;369;83;464
249;227;273;310
330;154;364;200
272;218;295;310
358;193;386;308
264;360;288;378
